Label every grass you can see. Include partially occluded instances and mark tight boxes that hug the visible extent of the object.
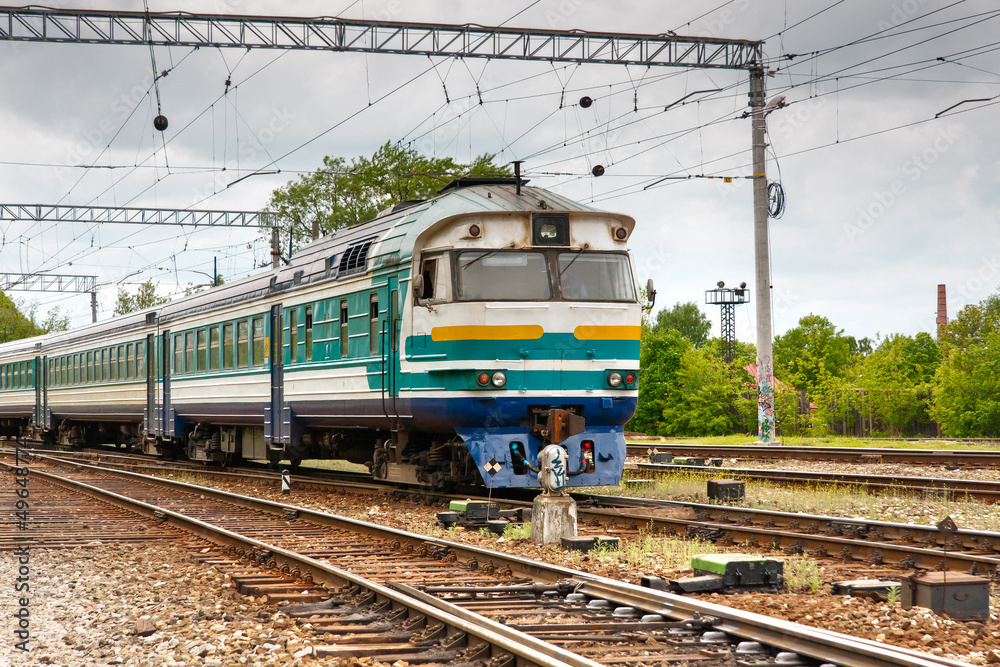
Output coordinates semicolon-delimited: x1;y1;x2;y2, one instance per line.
783;556;824;592
627;434;1000;451
591;533;719;572
298;459;371;473
503;522;532;540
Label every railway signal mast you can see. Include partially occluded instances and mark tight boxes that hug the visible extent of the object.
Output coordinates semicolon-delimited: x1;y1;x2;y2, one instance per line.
0;7;778;443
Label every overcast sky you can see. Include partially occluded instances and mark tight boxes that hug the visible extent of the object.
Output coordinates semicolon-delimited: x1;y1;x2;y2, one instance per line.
1;1;998;346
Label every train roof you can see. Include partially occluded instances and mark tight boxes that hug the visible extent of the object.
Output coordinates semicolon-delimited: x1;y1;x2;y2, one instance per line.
0;182;627;353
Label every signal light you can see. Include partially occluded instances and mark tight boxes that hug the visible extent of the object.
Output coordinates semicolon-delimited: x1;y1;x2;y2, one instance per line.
614;226;628;240
624;372;636;385
477;372;491;386
581;439;595;473
468;223;481;237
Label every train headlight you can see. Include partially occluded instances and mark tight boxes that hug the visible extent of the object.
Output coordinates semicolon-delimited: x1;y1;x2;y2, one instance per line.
491;371;507;388
607;371;623;387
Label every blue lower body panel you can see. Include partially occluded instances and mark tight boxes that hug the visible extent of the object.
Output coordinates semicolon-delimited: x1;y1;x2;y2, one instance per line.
455;424;625;488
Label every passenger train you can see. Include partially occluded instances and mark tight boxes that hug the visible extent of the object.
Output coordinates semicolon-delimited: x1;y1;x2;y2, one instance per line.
0;178;648;489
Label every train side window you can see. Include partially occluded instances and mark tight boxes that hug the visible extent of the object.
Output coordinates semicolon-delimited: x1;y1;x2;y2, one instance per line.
418;254;451;302
304;307;313;362
27;361;33;386
223;323;234;370
196;330;207;372
288;308;298;363
184;333;195;375
136;344;144;379
252;317;265;367
369;294;379;355
86;351;93;383
340;300;349;358
209;326;220;372
110;347;118;381
126;345;134;379
118;345;125;379
102;349;109;381
237;320;249;369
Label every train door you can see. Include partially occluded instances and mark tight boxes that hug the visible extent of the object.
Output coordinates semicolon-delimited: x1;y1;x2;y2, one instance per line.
382;276;402;418
144;334;155;439
160;330;174;440
264;304;287;451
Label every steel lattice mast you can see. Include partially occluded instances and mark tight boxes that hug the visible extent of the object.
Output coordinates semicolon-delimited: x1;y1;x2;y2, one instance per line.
0;6;777;443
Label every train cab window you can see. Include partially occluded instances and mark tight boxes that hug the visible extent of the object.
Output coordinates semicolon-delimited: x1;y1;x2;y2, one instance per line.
288;309;298;363
417;255;451;302
556;252;636;302
223;323;234;370
237;320;249;369
252;317;265;367
185;333;195;375
304;307;313;362
196;330;207;373
455;251;551;301
209;326;220;372
369;294;379;355
339;300;349;358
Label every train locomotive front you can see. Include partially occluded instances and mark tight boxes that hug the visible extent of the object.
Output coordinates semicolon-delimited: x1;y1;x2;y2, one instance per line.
376;179;642;489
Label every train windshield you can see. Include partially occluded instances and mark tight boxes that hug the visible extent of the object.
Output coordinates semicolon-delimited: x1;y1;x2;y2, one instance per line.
456;251;551;300
557;252;635;302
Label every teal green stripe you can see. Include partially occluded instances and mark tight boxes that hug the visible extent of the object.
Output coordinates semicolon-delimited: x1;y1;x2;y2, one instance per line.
405;333;638;361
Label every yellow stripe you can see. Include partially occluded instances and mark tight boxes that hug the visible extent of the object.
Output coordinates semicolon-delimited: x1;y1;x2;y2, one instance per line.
573;325;641;341
431;325;544;342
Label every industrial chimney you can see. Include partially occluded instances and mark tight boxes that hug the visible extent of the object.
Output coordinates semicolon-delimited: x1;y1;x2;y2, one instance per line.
936;284;948;340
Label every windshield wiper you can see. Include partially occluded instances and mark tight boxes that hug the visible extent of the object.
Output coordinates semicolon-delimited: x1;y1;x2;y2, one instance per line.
558;249;586;278
460;251;500;271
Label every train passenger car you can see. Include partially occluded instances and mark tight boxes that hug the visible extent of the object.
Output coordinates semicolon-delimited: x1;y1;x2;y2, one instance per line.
0;178;646;489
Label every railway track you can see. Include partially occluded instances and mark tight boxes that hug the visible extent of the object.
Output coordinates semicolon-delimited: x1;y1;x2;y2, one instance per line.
4;454;966;666
625;443;1000;466
22;449;1000;577
625;461;1000;504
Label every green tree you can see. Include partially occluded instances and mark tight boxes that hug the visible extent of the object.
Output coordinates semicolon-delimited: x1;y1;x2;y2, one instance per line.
627;327;688;434
652;301;712;348
856;333;940;436
268;142;510;252
114;279;170;316
659;346;756;436
0;293;69;341
773;314;854;396
931;296;1000;436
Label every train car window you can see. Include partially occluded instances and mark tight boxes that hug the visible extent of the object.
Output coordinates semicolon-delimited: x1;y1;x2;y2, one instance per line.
223;323;234;370
237;320;249;369
209;326;220;372
110;347;118;381
126;345;134;379
252;317;265;367
557;252;636;302
101;349;108;381
417;254;452;302
73;354;79;385
288;309;298;363
27;361;33;386
455;251;551;301
369;294;379;355
339;300;349;358
136;344;144;380
197;330;207;373
87;351;93;383
13;363;19;389
184;333;195;375
304;308;313;362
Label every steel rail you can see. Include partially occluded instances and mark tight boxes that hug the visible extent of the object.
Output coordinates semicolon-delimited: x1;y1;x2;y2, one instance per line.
627;461;1000;502
627;443;1000;465
13;462;600;667
31;455;971;667
27;451;1000;574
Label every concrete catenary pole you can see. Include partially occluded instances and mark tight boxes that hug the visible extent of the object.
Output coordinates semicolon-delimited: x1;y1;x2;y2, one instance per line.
750;66;777;444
